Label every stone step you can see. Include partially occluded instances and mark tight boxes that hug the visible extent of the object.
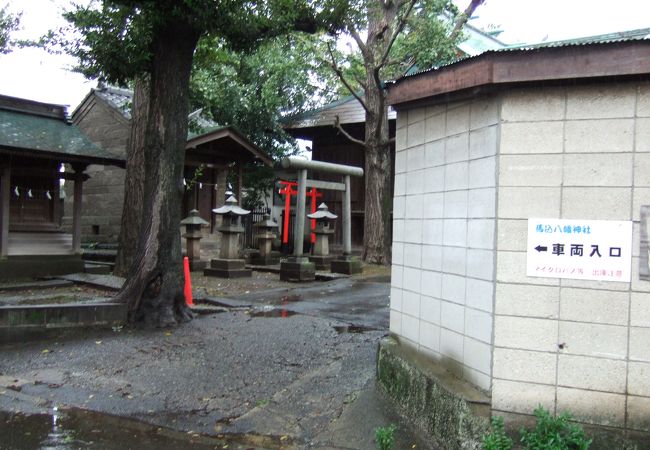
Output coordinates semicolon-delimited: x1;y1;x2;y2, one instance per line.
82;249;117;263
84;263;112;275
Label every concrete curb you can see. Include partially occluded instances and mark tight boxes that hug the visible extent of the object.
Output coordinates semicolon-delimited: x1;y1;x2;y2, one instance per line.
0;302;127;343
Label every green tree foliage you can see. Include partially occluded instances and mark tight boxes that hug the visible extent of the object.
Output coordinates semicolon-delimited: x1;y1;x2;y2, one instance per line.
389;0;462;74
0;3;20;54
321;0;472;264
328;0;461;94
191;34;339;158
190;33;341;210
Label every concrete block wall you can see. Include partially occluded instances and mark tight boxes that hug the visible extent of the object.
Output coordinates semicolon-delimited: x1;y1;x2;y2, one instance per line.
493;82;650;432
391;80;650;434
392;96;499;391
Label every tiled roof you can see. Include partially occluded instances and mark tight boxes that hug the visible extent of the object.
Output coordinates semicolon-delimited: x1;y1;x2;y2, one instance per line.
284;94;397;129
93;85;218;132
0;106;121;164
94;86;133;119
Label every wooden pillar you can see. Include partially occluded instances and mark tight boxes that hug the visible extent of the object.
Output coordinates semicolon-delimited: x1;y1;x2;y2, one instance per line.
0;165;10;258
214;167;227;231
210;167;218;233
237;163;243;203
51;177;62;227
294;169;307;258
72;164;87;254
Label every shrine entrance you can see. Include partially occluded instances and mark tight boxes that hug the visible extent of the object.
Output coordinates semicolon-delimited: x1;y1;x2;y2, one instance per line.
278;156;364;281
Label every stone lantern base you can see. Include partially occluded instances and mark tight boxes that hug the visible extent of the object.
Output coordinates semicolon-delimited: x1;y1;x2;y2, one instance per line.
187;258;207;271
309;254;335;271
248;250;281;266
331;255;362;275
280;257;315;281
204;258;251;278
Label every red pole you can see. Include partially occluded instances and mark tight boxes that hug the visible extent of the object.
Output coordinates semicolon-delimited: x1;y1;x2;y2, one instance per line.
279;181;297;244
183;256;193;306
308;188;322;244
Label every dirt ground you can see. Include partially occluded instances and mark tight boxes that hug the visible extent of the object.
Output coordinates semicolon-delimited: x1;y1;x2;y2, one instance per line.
192;263;390;297
0;264;391;306
0;263;428;450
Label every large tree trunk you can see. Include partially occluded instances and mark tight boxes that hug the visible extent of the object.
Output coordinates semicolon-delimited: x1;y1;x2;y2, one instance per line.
114;76;149;277
362;83;392;264
115;20;200;326
361;1;396;265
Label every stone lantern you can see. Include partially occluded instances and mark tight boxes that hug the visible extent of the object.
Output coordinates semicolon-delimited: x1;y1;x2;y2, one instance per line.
204;196;252;278
249;213;280;266
180;209;209;270
307;203;337;270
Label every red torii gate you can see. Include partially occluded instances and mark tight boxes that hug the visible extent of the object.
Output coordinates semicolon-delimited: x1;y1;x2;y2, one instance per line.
278;180;322;244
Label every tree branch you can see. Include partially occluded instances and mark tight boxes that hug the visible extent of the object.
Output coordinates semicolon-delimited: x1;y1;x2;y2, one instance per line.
326;41;369;113
334;115;366;146
378;0;417;69
352;71;368;91
348;27;369;60
448;0;485;43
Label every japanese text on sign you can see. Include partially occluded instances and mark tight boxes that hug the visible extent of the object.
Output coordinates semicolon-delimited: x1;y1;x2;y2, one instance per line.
526;218;632;282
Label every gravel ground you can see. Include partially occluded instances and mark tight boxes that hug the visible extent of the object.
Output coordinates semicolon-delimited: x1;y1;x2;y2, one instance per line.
0;266;418;450
0;306;385;449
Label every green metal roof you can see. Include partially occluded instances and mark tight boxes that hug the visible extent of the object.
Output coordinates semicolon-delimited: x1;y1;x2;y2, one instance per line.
0;108;123;165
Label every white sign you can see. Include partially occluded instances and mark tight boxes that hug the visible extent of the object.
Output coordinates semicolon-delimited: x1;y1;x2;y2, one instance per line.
526;218;632;282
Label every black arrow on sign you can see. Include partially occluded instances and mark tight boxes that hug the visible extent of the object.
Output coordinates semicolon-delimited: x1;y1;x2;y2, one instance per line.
535;245;548;252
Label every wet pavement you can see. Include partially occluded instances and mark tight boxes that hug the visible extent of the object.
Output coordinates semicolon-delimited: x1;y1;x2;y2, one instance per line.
0;277;432;450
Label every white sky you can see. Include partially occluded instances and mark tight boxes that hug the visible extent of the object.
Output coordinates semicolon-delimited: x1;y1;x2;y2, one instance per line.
0;0;649;110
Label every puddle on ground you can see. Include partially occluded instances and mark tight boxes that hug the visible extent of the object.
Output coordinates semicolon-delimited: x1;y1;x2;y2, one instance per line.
267;294;303;306
0;408;265;449
279;294;302;303
332;325;378;334
249;309;297;318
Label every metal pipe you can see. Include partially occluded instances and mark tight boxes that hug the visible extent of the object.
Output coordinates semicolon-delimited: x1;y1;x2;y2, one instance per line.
343;175;351;256
280;156;364;177
294;169;307;258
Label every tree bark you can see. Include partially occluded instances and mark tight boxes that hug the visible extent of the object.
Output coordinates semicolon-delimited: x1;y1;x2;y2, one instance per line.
362;86;392;264
114;76;149;277
114;20;200;326
448;0;486;43
360;0;398;265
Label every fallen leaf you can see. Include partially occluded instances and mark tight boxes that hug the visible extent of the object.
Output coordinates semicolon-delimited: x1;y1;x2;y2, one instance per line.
95;341;102;345
42;349;49;354
280;436;288;441
164;332;172;336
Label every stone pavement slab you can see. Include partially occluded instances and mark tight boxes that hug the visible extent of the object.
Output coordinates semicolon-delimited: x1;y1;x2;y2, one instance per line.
57;273;125;291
